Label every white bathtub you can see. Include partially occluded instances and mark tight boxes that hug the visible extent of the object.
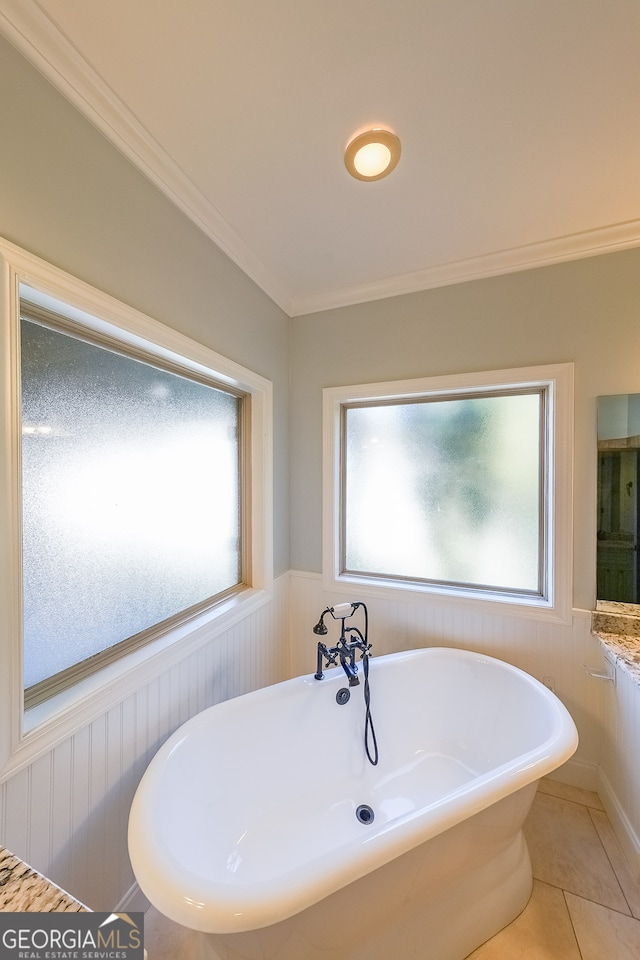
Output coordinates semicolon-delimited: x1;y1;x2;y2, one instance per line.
128;647;578;960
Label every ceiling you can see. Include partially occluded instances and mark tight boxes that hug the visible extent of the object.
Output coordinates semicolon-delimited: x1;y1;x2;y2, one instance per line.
1;1;640;317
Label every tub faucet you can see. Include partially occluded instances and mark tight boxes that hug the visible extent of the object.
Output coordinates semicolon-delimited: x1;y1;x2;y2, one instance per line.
338;648;360;687
312;602;371;686
312;601;378;766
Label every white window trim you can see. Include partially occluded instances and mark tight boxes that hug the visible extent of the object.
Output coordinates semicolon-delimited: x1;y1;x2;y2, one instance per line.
0;236;273;781
323;363;573;624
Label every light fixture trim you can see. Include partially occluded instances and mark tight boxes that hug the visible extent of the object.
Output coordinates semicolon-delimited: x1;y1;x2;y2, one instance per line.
344;128;401;181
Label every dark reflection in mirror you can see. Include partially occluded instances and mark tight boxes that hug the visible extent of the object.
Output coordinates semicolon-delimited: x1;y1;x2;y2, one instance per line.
597;395;640;602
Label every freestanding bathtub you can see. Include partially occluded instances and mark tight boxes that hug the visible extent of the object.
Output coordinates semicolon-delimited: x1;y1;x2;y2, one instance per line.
128;647;578;960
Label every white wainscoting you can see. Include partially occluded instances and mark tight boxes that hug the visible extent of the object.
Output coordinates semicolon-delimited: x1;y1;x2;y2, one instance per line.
289;571;605;791
598;656;640;877
0;573;290;911
291;571;640;876
2;568;638;911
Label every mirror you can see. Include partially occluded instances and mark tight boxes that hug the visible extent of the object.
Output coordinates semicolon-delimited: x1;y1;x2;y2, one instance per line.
597;394;640;603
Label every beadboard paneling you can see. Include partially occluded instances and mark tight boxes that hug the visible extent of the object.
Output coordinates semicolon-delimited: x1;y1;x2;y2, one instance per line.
0;573;290;910
599;658;640;875
289;570;604;787
3;570;638;909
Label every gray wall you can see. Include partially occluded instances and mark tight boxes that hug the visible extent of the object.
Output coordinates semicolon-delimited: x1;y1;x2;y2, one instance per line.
0;34;290;576
290;250;640;612
5;27;640;612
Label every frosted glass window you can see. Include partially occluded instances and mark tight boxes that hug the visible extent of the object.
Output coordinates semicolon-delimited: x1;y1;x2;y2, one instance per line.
343;391;544;595
21;315;242;692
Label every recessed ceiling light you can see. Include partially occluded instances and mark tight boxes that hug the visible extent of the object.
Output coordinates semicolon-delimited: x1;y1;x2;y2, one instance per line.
344;128;401;181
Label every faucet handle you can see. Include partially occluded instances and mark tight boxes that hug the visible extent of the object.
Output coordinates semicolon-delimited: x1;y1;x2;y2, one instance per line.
331;602;356;618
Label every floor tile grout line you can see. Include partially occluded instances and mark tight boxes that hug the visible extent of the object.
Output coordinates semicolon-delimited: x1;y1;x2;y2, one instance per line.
586;805;636;918
562;889;585;960
543;792;603;814
530;872;636;919
563;888;640;921
538;780;605;809
532;790;639;916
530;871;640;923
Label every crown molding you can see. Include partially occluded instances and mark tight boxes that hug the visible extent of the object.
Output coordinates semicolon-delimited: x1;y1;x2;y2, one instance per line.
290;218;640;316
0;1;293;315
2;4;639;321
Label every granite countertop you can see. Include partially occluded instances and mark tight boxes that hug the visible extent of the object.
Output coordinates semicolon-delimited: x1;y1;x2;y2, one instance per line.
592;602;640;686
0;845;88;912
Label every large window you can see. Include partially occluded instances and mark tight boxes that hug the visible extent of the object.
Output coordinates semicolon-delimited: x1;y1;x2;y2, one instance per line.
21;304;244;704
324;365;573;619
0;237;272;775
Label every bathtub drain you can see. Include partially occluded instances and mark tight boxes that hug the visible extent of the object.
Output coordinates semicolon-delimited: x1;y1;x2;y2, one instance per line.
355;804;375;825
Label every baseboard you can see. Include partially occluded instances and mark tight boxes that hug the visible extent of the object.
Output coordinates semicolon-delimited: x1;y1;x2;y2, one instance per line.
115;879;150;913
598;768;640;880
545;756;600;793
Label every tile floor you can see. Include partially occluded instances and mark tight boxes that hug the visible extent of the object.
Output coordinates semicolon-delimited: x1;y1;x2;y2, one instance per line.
468;778;640;959
144;779;640;959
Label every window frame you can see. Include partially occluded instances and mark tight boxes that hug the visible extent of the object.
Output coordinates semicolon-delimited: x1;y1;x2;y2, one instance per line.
0;237;273;781
323;364;573;623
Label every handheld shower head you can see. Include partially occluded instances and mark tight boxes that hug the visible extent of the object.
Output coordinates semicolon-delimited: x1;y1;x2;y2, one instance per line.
313;601;366;637
312;610;330;635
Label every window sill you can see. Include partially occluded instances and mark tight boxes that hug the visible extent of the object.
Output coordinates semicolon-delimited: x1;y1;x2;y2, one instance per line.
328;571;572;624
1;584;271;783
